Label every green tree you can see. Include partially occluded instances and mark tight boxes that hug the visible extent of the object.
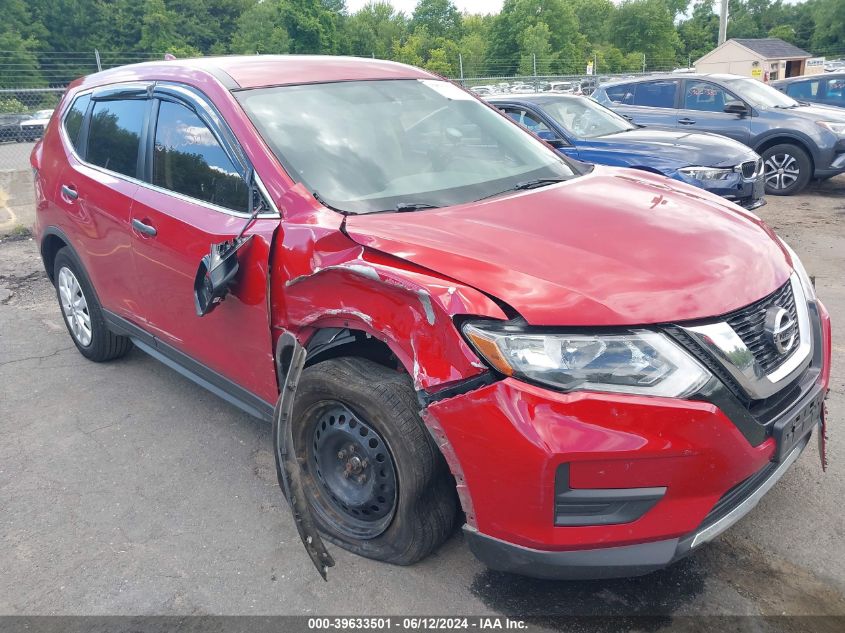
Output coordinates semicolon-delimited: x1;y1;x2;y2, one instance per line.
345;2;407;58
517;23;554;75
571;0;614;46
610;0;682;69
410;0;462;40
230;1;290;54
768;25;796;44
810;0;845;53
488;0;587;75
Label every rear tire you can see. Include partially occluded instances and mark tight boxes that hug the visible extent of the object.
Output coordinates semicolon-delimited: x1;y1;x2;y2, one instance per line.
761;143;811;195
281;356;457;565
53;248;132;362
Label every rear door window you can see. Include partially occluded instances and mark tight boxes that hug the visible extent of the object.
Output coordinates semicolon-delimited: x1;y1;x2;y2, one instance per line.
152;100;248;212
63;93;91;153
87;99;146;178
605;84;634;104
786;80;820;100
633;81;678;108
683;81;728;111
824;78;845;105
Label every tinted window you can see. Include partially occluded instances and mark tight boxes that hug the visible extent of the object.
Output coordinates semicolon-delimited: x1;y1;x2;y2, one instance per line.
153;100;247;212
633;81;677;108
786;80;820;100
605;84;634;104
826;78;845;104
683;81;727;112
87;99;145;177
63;93;90;153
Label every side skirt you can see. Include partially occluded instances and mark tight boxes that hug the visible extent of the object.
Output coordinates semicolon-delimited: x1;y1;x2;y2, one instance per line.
103;311;274;422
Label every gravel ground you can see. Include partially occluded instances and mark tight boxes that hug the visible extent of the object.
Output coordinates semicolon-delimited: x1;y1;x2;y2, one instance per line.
1;178;844;627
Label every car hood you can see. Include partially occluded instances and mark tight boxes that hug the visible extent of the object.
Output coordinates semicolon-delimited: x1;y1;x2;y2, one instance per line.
765;102;845;120
584;128;758;168
344;167;791;326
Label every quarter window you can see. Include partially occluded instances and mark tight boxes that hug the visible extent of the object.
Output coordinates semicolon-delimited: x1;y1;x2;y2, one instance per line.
633;81;678;108
63;93;90;153
153;100;247;212
87;99;146;178
683;81;728;112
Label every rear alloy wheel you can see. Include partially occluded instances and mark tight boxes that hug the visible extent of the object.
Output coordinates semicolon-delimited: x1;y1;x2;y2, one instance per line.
284;357;457;565
53;247;132;362
761;143;811;195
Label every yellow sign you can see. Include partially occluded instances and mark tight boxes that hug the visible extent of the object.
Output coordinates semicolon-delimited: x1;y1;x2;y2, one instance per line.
751;67;763;79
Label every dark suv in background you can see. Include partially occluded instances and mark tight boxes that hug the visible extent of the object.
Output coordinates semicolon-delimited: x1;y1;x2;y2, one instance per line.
593;73;845;195
771;73;845;110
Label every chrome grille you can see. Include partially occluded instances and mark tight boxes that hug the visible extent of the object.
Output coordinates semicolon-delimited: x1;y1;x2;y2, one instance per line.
740;159;761;179
724;281;798;374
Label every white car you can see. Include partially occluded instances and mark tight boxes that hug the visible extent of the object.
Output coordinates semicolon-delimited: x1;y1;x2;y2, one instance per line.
19;109;54;142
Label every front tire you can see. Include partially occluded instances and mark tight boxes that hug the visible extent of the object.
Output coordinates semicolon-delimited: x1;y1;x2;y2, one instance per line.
278;357;457;565
53;248;132;362
761;143;811;195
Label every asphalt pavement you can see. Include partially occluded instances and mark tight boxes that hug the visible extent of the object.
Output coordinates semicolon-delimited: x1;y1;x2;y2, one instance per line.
1;177;844;628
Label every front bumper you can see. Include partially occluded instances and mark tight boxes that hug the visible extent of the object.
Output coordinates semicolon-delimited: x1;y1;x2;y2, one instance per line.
463;431;813;579
425;300;830;579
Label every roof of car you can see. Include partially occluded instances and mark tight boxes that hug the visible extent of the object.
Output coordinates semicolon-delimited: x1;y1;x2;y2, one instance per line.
772;72;845;85
77;55;436;90
486;93;581;102
599;73;747;87
731;38;811;59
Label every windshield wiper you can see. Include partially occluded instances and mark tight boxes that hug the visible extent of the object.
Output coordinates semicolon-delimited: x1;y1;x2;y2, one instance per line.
395;202;440;212
475;177;566;202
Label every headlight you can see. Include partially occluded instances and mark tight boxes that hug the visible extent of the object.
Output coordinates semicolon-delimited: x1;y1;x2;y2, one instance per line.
779;238;816;300
462;323;710;398
817;121;845;135
678;166;735;181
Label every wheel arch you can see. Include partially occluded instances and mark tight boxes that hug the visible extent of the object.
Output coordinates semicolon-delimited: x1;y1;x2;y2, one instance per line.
40;226;72;283
754;135;816;174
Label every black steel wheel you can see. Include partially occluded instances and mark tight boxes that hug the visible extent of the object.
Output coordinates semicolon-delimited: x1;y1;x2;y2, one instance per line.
283;356;457;565
307;402;398;540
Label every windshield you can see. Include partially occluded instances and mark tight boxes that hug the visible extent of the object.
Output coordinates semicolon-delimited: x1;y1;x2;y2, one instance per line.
538;97;634;138
237;79;578;214
722;77;799;108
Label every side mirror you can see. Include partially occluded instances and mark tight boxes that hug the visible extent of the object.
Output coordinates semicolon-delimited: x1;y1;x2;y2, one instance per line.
724;100;749;116
193;174;264;316
193;235;254;316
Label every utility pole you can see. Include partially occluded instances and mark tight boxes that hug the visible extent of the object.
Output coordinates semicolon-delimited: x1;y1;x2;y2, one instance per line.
642;53;646;74
718;0;729;45
94;49;102;72
459;53;464;85
594;53;598;76
533;53;538;90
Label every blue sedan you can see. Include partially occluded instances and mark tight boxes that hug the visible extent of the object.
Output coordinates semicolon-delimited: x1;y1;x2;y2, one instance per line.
487;94;765;209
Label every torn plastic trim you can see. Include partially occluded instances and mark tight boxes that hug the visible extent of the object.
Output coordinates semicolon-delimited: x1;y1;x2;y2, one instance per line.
417;371;499;407
273;331;335;580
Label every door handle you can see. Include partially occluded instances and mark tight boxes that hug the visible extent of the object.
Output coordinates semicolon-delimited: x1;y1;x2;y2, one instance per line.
678;118;696;125
131;218;157;237
60;184;78;201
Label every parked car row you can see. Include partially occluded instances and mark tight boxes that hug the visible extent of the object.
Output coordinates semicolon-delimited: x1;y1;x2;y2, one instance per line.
593;73;845;195
0;109;54;143
487;93;765;209
31;57;831;582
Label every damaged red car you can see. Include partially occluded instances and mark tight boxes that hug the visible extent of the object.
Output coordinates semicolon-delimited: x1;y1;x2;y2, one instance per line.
32;56;831;579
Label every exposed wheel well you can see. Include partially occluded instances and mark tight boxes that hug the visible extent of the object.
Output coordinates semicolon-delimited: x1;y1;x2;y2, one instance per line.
755;137;815;173
305;328;402;373
40;233;68;283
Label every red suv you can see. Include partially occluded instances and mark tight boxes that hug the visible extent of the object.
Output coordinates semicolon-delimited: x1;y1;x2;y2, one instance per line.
32;56;831;579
